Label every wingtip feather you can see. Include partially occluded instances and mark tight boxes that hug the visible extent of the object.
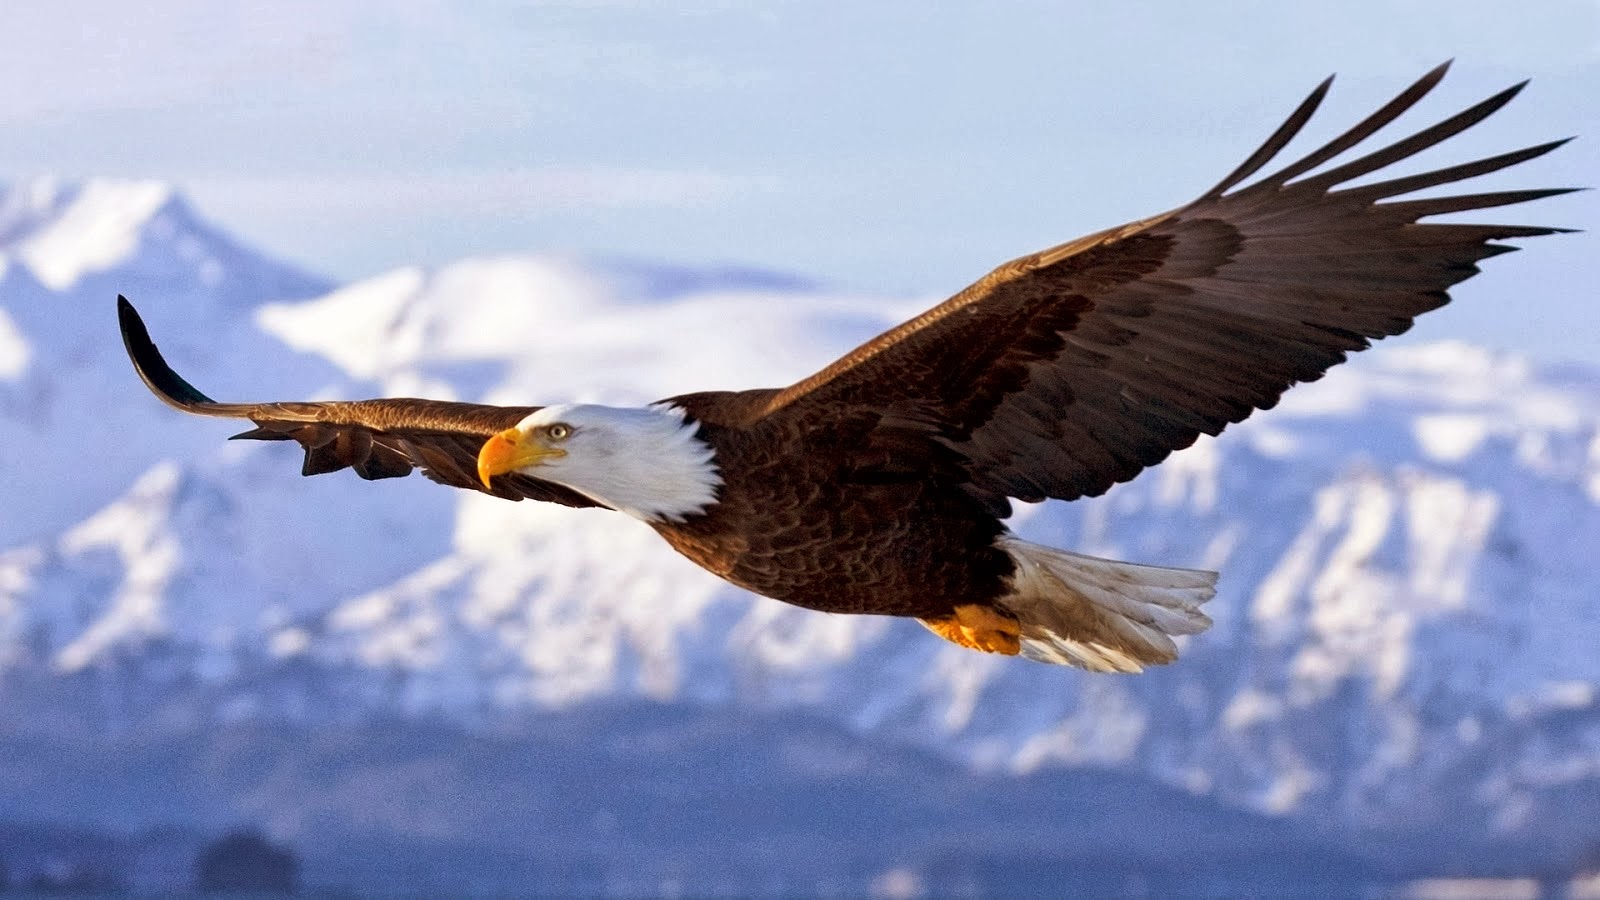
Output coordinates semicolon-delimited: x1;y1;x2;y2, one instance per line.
118;294;223;410
1199;73;1334;200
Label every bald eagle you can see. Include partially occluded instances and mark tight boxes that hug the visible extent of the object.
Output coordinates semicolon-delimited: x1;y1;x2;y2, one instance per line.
119;64;1573;671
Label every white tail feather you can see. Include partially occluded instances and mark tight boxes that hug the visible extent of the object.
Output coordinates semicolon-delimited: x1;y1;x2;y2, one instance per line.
997;535;1217;672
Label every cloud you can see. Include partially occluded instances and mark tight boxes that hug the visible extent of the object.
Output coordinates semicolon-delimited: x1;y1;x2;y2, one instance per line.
0;0;759;126
0;2;370;122
183;166;780;217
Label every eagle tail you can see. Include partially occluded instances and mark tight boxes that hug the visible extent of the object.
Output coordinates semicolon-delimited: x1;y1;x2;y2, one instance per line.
996;536;1217;672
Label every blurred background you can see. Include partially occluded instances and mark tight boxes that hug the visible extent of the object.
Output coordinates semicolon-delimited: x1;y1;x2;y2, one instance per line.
1;1;1597;896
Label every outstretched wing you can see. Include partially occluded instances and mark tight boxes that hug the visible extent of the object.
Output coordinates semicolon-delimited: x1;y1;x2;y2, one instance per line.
118;296;601;509
762;63;1576;514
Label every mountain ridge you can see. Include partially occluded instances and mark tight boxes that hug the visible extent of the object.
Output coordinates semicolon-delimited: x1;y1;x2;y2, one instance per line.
1;181;1596;885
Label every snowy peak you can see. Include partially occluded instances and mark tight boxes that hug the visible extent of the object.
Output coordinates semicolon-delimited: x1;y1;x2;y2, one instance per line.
0;181;335;548
0;178;83;246
252;259;611;401
10;179;179;291
0;177;331;318
254;253;894;403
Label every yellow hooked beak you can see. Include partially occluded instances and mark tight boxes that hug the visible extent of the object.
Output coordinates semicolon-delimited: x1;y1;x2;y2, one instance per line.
477;427;566;489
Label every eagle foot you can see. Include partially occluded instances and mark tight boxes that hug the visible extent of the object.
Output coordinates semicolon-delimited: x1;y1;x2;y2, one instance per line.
918;604;1022;655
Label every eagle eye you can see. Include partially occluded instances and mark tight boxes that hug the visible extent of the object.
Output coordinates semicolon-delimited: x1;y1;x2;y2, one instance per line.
546;423;572;441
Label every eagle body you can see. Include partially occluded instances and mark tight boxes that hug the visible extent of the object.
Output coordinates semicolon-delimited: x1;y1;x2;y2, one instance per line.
652;392;1015;620
119;64;1575;671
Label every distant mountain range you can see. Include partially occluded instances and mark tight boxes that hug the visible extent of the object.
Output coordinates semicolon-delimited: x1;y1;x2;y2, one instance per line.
2;178;1597;894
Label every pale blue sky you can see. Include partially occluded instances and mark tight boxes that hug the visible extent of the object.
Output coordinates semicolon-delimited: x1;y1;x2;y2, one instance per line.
3;1;1596;362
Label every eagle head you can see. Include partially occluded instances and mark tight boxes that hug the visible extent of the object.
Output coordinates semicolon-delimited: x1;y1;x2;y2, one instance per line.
476;403;721;522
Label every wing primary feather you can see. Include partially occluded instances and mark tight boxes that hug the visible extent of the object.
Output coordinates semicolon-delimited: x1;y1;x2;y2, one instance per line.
1200;75;1333;200
1254;60;1452;188
1294;80;1530;192
1376;187;1584;218
1342;138;1574;201
118;295;222;411
119;295;302;421
229;426;294;441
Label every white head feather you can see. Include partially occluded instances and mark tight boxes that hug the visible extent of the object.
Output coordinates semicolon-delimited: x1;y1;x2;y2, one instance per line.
511;403;721;522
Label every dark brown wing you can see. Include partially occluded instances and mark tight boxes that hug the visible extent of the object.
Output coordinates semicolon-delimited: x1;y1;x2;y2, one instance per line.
761;63;1577;514
117;296;601;509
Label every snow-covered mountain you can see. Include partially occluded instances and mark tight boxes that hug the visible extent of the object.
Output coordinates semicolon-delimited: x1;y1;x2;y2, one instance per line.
2;181;1597;887
0;178;333;548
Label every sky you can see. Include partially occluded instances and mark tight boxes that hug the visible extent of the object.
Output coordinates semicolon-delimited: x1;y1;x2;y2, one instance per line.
1;0;1596;363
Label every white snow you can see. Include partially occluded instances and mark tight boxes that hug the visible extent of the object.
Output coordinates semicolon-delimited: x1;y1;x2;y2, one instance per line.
1414;414;1491;462
53;462;185;672
1222;688;1283;731
1402;475;1497;611
1402;879;1541;900
17;179;174;290
0;305;30;379
256;266;427;382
